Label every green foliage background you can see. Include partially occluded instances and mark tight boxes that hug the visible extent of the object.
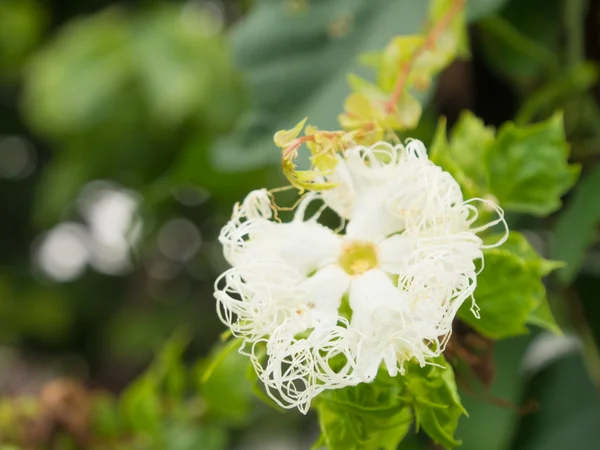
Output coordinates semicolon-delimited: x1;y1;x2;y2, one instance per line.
1;0;600;448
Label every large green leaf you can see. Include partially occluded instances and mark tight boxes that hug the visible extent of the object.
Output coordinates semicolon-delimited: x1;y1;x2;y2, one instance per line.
163;424;228;450
457;336;531;450
466;0;510;21
553;166;600;285
459;232;561;339
213;0;431;171
0;0;47;78
511;352;600;450
476;0;561;85
119;331;190;438
432;111;577;217
485;112;580;216
197;342;254;425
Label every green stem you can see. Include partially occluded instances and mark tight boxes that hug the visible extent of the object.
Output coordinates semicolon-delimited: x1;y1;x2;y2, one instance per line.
564;0;587;67
565;288;600;390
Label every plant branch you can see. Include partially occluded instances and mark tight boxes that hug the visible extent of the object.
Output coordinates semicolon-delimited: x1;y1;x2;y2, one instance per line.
385;0;466;113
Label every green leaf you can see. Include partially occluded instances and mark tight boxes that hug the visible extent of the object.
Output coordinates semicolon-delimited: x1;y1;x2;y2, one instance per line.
493;231;564;277
459;232;561;339
527;298;561;335
314;357;465;450
163;424;228;450
485;112;580;216
131;5;244;130
516;62;599;125
429;117;482;200
511;353;600;450
197;341;253;425
118;330;191;436
407;357;465;449
0;0;48;78
91;393;122;438
431;111;578;219
466;0;510;21
448;111;495;188
119;375;162;435
155;329;191;399
429;111;496;202
553;166;600;285
314;372;413;450
457;336;531;450
477;0;561;85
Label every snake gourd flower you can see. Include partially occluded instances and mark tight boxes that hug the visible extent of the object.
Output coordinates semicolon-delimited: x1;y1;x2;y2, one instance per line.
214;140;507;413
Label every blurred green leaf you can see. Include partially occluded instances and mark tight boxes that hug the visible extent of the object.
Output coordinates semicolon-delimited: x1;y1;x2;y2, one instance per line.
197;341;253;425
24;5;240;137
457;336;531;450
486;112;580;216
553;166;600;285
156;329;191;399
163;424;228;450
91;393;122;439
511;353;600;450
119;330;190;439
22;4;244;224
213;0;430;171
0;0;47;78
477;0;561;85
516;62;600;125
120;375;162;436
466;0;510;21
460;232;560;339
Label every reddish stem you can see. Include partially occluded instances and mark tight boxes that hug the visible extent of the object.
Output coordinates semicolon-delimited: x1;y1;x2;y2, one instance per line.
384;0;465;114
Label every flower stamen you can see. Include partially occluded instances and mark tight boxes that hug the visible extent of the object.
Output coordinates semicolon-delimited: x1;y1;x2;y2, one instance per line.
338;241;378;275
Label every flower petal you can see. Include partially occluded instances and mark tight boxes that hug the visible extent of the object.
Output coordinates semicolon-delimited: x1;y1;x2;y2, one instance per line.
323;144;403;241
348;269;422;380
294;265;350;331
322;141;471;241
232;220;342;277
320;154;355;219
377;234;414;276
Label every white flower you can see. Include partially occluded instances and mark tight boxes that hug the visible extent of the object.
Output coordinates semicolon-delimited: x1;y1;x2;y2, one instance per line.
214;140;507;413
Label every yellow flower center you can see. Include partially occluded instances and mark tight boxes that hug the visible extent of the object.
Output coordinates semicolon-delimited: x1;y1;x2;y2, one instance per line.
338;241;378;276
